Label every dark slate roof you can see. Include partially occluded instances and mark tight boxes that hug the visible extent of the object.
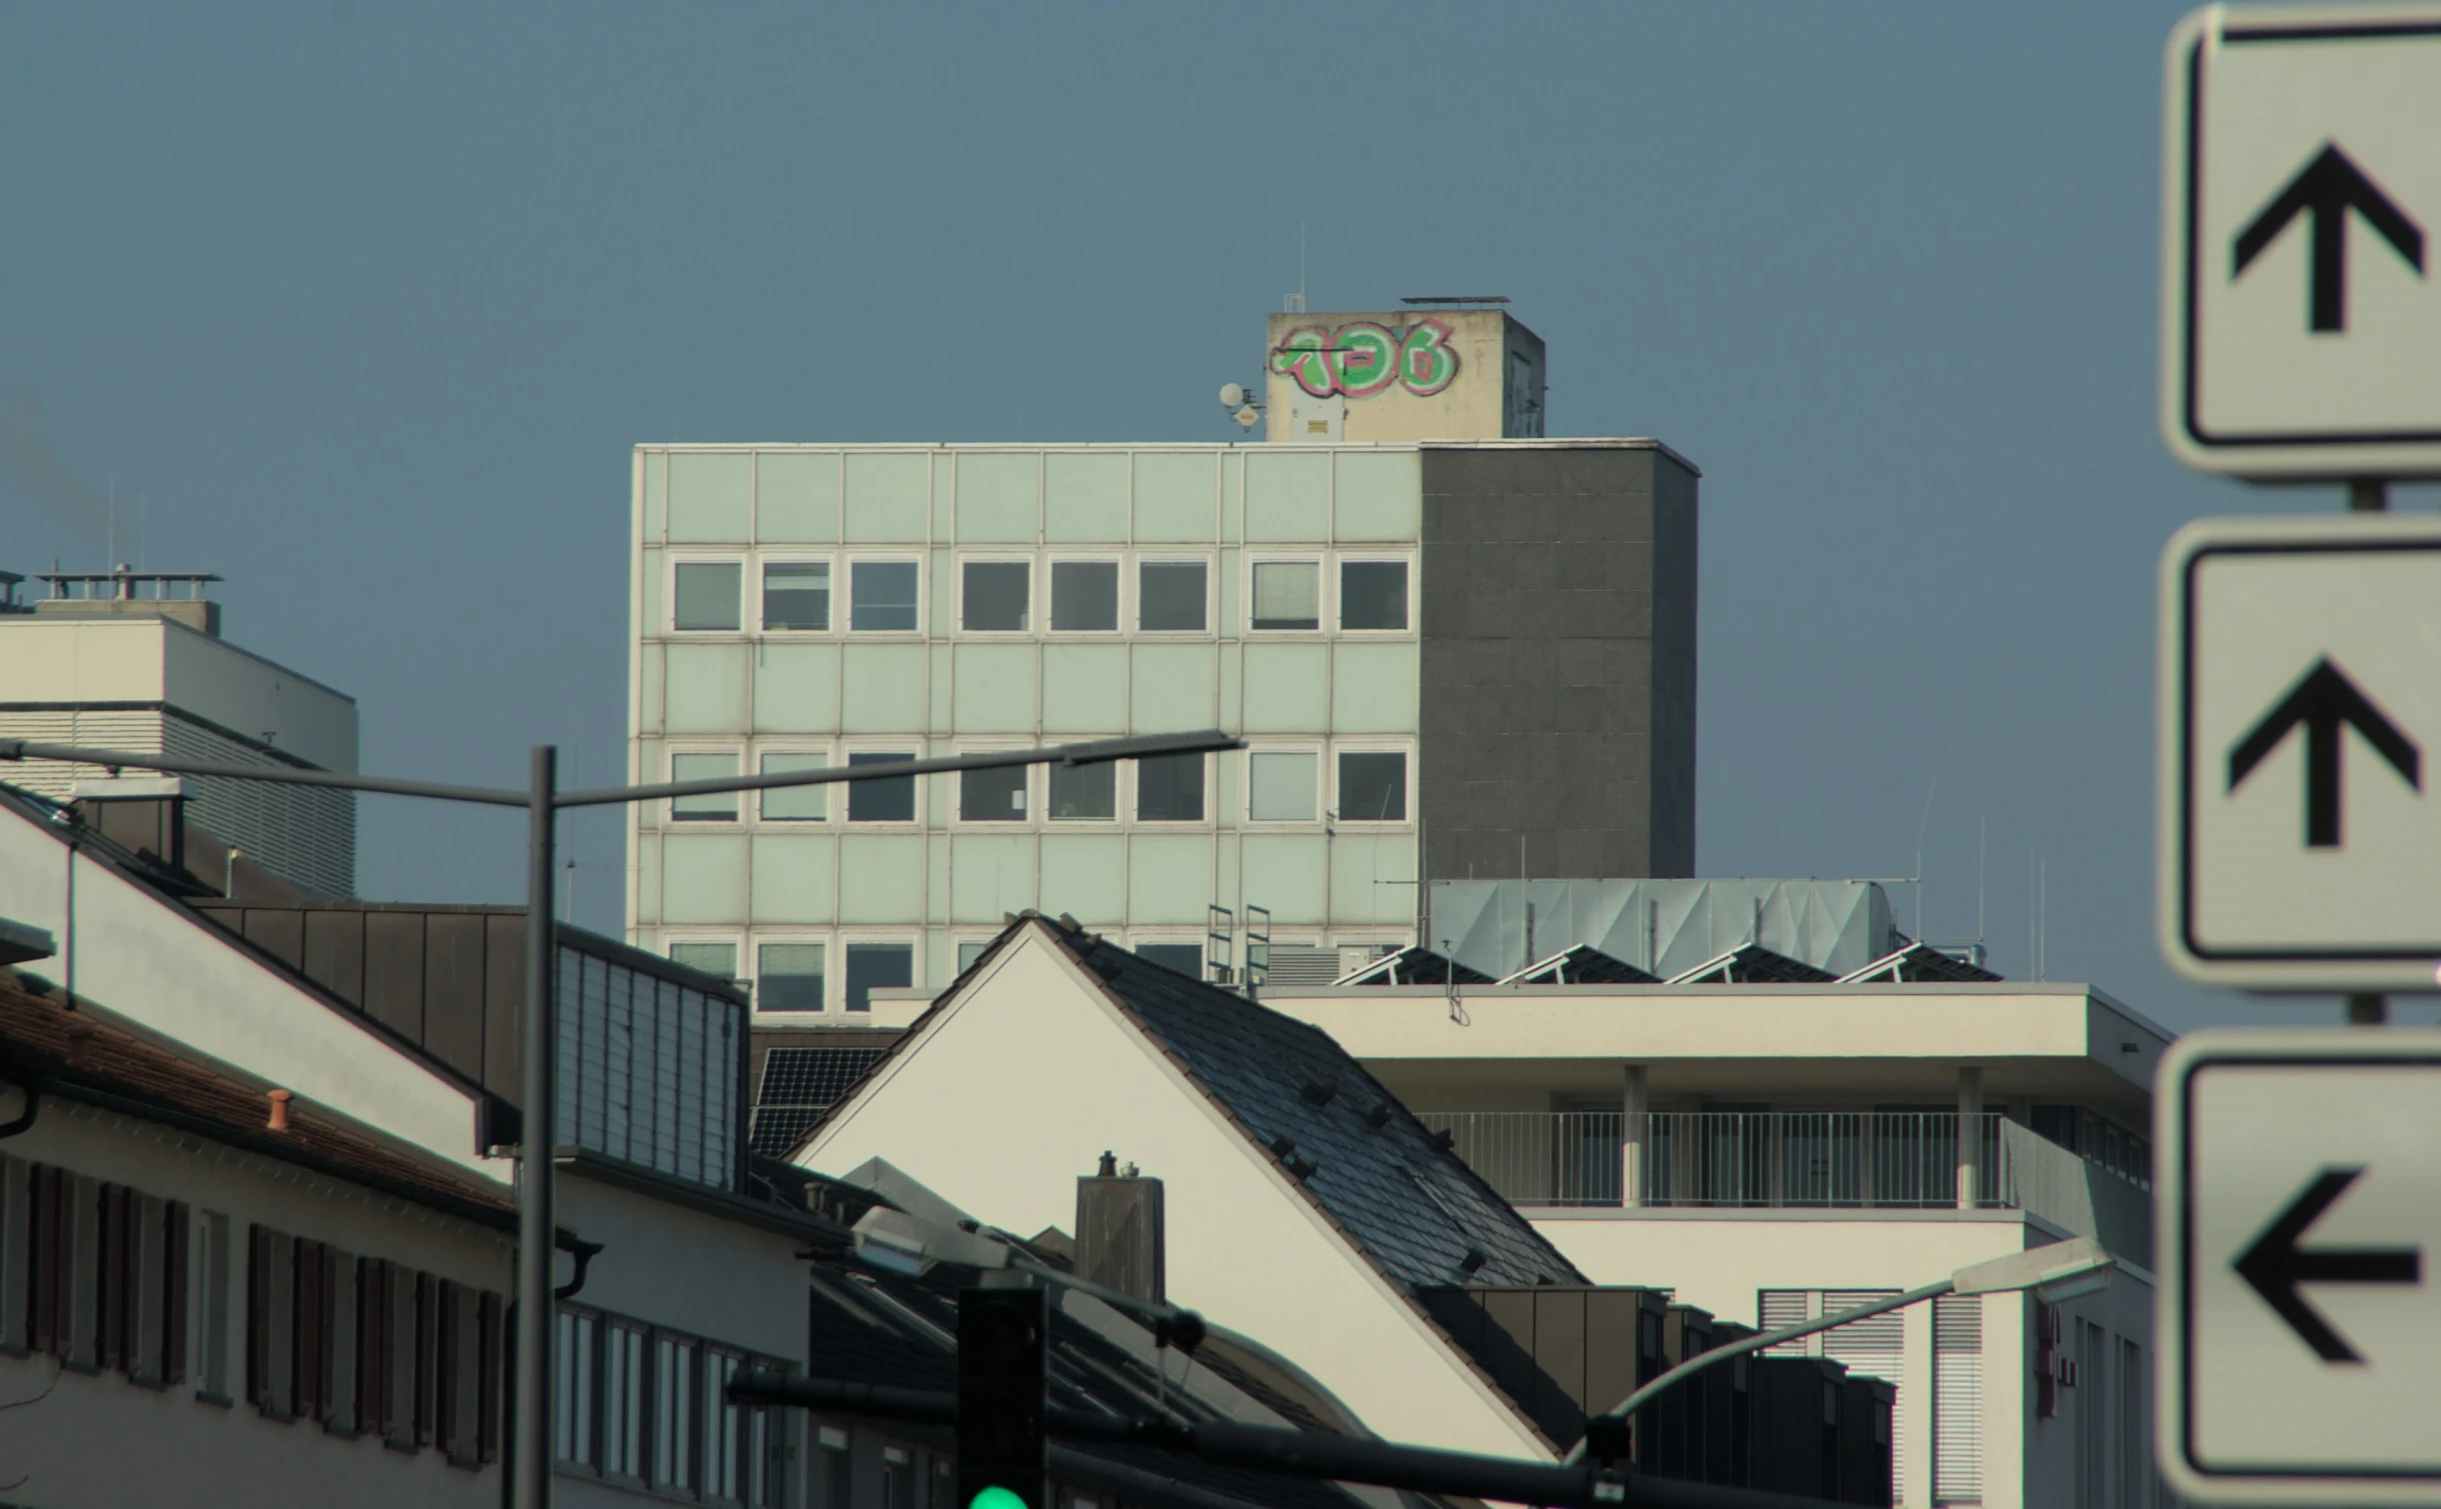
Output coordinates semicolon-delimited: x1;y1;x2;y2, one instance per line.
1332;947;1493;988
1664;943;1837;985
1053;925;1581;1293
1500;945;1659;986
1836;943;2006;984
803;1250;1368;1509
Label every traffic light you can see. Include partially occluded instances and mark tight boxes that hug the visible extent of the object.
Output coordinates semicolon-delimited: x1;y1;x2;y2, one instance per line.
959;1286;1048;1509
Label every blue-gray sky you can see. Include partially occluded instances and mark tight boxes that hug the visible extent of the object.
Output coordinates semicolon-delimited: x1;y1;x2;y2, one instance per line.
4;2;2422;1032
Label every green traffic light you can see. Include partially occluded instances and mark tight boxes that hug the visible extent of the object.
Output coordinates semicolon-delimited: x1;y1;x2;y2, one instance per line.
968;1488;1029;1509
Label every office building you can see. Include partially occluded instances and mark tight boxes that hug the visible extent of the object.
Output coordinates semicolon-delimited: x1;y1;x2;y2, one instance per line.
625;307;1697;1017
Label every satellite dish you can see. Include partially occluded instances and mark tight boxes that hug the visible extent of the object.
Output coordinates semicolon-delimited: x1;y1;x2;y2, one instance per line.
1219;382;1246;408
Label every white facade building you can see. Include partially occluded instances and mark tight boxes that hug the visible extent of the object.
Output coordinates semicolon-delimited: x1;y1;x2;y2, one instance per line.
626;435;1698;1022
0;570;358;896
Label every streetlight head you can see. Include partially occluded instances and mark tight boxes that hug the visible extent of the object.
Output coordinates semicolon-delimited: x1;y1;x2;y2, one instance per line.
850;1205;1012;1279
1950;1236;2114;1298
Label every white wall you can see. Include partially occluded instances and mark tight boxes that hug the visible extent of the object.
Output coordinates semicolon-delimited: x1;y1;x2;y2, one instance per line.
0;1097;508;1509
800;926;1552;1461
556;1174;813;1360
0;801;501;1181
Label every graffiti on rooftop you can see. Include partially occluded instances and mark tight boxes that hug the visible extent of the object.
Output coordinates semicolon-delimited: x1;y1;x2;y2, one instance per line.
1271;317;1460;399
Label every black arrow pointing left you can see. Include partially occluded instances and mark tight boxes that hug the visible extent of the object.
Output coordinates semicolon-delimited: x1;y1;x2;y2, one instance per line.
2235;1166;2421;1364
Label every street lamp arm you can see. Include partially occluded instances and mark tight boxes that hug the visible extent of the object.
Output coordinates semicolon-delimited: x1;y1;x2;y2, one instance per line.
1564;1279;1954;1464
555;729;1246;808
0;738;531;807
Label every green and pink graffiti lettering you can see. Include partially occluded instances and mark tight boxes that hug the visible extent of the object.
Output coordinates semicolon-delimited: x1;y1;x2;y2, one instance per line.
1271;318;1460;399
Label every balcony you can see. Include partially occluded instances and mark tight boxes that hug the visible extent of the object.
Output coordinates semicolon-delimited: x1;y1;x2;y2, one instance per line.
1417;1110;2152;1265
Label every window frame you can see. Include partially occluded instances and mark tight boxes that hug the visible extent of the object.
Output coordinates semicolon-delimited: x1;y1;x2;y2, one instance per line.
667;747;747;826
1133;553;1215;636
845;554;926;636
1331;742;1415;824
839;935;921;1016
1244;744;1325;825
754;551;838;636
1126;937;1208;981
951;746;1034;827
1046;751;1121;824
1045;554;1125;636
752;937;831;1017
955;553;1036;636
668;554;749;635
839;745;923;826
1245;555;1325;635
662;934;747;991
1335;554;1416;635
753;745;835;825
1129;750;1211;827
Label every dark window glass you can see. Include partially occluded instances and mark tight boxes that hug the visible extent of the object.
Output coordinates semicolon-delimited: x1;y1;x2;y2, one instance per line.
960;764;1027;821
1340;561;1409;630
1338;751;1407;821
1137;943;1203;978
1136;754;1205;822
850;561;919;631
847;752;916;821
962;561;1030;631
1050;561;1119;631
1138;561;1207;631
757;943;825;1012
761;561;830;630
1049;761;1114;820
674;563;742;631
844;943;913;1014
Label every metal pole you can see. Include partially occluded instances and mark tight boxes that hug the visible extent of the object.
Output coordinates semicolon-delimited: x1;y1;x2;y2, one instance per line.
515;745;557;1509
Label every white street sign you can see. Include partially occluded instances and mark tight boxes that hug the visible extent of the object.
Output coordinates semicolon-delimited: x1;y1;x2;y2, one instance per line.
2158;514;2441;992
2161;5;2441;479
2160;1028;2441;1504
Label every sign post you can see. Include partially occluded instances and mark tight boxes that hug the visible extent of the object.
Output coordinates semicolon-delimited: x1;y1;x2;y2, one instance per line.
2158;1030;2441;1504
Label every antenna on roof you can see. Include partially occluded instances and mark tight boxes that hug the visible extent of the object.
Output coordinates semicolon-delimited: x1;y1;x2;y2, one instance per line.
1285;223;1307;314
1912;778;1938;940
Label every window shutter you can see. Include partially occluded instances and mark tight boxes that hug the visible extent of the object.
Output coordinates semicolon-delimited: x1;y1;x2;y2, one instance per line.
96;1183;128;1373
162;1200;189;1385
27;1165;64;1357
1759;1289;1811;1355
388;1262;420;1447
477;1291;503;1463
356;1258;390;1439
294;1238;328;1422
245;1224;271;1407
1822;1290;1905;1495
0;1155;28;1354
1933;1293;1983;1505
413;1271;437;1446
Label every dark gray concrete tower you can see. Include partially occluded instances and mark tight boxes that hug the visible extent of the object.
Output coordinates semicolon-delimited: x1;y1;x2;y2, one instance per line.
1417;440;1697;882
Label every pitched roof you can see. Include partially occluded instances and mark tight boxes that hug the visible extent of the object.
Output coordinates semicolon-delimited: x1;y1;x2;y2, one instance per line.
0;967;513;1222
1041;922;1581;1293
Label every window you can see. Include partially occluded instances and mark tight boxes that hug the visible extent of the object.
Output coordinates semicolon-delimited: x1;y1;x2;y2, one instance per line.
670;941;739;982
1251;561;1320;630
758;943;826;1013
1051;560;1119;631
762;560;830;631
674;562;744;631
851;560;920;631
654;1334;699;1491
760;752;829;821
1340;560;1409;630
556;1309;597;1466
845;943;914;1014
847;752;917;822
884;1446;914;1509
603;1320;648;1479
1135;753;1205;822
1049;761;1115;820
956;940;992;973
1249;751;1318;821
1137;943;1203;978
1933;1293;1982;1505
962;560;1031;631
711;1351;746;1502
1337;750;1407;821
671;752;740;822
961;764;1027;821
1138;560;1207;631
823;1428;853;1509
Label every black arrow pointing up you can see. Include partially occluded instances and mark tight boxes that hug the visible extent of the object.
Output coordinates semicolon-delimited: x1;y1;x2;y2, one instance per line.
2227;657;2420;849
2233;143;2426;334
2235;1167;2421;1364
